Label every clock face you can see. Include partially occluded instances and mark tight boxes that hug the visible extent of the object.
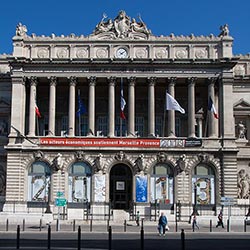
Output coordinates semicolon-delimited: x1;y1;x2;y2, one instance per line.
116;48;128;58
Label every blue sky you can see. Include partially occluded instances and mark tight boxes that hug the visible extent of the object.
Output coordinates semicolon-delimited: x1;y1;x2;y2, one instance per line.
1;0;249;55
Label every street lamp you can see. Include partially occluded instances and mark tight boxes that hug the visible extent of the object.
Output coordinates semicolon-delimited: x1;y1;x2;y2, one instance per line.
189;182;199;223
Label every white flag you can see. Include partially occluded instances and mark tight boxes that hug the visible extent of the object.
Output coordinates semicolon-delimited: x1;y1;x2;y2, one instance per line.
166;92;185;114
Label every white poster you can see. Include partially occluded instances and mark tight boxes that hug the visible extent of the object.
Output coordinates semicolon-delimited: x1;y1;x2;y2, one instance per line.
29;175;49;201
94;174;106;202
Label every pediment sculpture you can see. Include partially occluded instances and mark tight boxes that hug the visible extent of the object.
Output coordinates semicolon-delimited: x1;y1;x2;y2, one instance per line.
91;10;152;39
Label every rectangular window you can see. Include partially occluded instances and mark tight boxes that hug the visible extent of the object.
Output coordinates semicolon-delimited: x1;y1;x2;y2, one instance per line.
115;117;127;136
155;116;163;137
135;116;144;137
97;116;108;136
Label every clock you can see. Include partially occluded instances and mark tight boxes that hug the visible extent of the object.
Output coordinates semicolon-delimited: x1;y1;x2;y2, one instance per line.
116;48;128;58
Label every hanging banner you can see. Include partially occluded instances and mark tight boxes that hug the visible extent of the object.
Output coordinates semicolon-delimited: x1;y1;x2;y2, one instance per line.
40;137;202;148
136;175;148;202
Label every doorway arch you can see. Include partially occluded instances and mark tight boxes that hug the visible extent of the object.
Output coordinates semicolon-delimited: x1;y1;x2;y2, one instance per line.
109;164;132;210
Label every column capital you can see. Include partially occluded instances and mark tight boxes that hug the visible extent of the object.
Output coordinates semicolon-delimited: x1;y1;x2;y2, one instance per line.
49;76;57;86
68;76;77;86
88;76;96;86
29;76;38;86
187;77;196;86
167;77;177;86
206;77;217;86
147;77;157;86
128;76;136;86
108;76;116;86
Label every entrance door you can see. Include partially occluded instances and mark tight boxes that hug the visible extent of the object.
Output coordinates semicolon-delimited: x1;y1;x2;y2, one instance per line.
110;164;132;210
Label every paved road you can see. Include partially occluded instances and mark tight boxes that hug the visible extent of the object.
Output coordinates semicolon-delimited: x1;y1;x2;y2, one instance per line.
0;230;250;250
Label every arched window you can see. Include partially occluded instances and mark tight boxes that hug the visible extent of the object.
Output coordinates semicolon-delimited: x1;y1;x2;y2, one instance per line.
28;161;51;202
150;163;174;204
68;162;91;203
192;164;215;205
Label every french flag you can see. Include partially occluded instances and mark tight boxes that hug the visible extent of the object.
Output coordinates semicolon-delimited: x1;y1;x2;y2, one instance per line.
120;79;126;120
120;88;126;120
35;103;41;118
208;97;218;119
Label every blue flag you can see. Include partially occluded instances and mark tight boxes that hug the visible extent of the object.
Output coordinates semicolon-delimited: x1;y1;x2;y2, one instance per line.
76;93;86;117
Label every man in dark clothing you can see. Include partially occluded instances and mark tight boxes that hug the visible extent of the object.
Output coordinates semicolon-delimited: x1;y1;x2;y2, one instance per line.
216;210;225;228
158;212;168;236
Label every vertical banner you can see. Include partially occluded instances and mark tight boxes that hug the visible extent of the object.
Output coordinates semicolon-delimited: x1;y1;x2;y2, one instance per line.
136;175;148;202
94;174;106;202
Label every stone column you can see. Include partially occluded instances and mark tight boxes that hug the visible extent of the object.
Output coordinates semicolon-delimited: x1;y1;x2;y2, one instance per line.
219;74;235;146
88;76;96;136
148;77;156;137
9;77;26;138
207;78;217;138
48;76;57;136
188;77;196;138
28;76;37;137
108;77;116;137
68;76;77;137
168;77;176;137
128;77;136;136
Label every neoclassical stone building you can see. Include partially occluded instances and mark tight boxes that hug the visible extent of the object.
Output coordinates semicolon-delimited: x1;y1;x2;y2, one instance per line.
0;10;250;220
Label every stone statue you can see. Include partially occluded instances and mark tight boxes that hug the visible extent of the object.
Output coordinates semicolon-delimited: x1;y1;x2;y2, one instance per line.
131;15;151;36
219;24;229;37
93;153;103;173
237;169;250;199
16;23;27;37
237;121;246;139
94;13;114;34
114;10;131;38
135;154;144;173
52;153;63;171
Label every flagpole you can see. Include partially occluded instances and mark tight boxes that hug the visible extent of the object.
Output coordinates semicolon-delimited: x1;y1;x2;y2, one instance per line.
36;115;40;136
162;91;167;137
204;112;208;137
78;89;81;136
120;77;123;137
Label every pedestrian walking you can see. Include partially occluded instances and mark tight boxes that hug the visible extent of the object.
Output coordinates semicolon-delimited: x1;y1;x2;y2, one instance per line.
158;212;168;236
136;211;140;226
216;210;225;228
192;214;199;230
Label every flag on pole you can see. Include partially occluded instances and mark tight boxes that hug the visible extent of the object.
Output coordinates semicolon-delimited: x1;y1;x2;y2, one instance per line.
120;79;126;120
35;103;41;118
208;97;218;119
166;92;185;114
76;91;87;117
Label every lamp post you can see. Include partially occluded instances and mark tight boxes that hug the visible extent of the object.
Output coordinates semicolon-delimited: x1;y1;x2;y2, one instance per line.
191;182;199;217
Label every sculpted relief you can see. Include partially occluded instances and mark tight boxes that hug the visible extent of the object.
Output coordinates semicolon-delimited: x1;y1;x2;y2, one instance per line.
92;10;151;39
237;169;250;199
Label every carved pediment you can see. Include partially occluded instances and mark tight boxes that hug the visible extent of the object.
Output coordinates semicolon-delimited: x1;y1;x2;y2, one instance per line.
234;98;250;110
90;10;152;40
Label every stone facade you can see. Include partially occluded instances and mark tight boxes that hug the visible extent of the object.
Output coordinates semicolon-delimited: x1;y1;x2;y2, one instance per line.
0;11;250;220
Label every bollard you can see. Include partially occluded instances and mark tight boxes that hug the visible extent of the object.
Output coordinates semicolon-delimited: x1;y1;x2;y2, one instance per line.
39;219;42;231
244;219;247;232
181;229;185;250
141;218;144;229
47;225;51;250
210;219;212;232
6;219;9;232
124;220;127;232
16;225;20;249
22;219;25;232
90;219;93;232
56;219;59;231
175;219;178;232
77;226;81;250
73;219;76;232
107;219;109;232
108;226;112;250
227;219;229;232
140;226;144;250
